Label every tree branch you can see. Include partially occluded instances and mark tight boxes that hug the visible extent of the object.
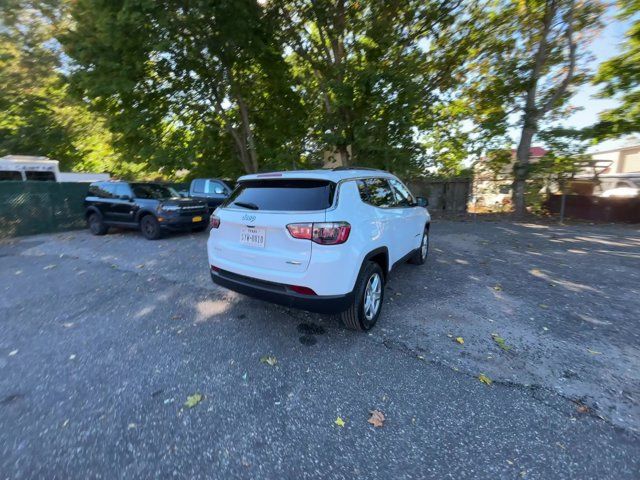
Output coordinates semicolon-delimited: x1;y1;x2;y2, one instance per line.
540;0;577;115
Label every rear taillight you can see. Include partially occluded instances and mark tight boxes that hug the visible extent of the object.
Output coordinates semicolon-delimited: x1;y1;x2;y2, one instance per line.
286;222;351;245
210;215;220;229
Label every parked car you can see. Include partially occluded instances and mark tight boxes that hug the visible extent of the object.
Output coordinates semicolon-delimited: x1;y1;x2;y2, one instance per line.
85;181;209;240
188;178;234;209
207;168;430;331
569;174;640;197
598;176;640;198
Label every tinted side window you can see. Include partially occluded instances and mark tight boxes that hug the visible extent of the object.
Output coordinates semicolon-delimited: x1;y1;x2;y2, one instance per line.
192;179;205;193
206;181;225;194
357;178;397;208
0;171;23;181
389;179;414;207
89;183;111;198
114;184;132;199
25;171;56;181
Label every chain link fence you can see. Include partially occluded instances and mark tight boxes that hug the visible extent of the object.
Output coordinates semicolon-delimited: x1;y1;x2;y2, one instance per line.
0;181;89;238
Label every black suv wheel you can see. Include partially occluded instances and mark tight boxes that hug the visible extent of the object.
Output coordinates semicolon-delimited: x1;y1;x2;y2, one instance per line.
340;261;385;331
140;215;162;240
87;212;108;236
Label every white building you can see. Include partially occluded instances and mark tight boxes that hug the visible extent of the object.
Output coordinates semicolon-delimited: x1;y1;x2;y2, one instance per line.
590;143;640;174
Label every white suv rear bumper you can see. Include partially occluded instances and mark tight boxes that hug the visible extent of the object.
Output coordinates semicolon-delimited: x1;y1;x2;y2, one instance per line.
207;234;359;296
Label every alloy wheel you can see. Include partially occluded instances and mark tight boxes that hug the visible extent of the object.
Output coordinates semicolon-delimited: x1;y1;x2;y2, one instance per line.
363;273;382;321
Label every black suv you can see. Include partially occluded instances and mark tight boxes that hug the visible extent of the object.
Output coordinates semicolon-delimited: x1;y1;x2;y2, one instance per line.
84;182;209;240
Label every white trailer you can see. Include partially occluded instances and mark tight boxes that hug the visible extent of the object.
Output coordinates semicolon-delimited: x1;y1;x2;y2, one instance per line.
0;155;110;182
0;155;60;181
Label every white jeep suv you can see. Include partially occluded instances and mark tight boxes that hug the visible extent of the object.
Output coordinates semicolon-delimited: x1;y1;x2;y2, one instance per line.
207;168;430;330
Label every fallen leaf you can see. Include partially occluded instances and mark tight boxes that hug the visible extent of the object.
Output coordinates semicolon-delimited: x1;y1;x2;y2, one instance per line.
491;334;511;351
455;337;464;345
43;264;56;270
128;423;137;429
136;264;145;269
334;417;345;427
62;419;69;428
242;372;248;381
63;322;74;328
8;350;18;356
395;292;402;296
368;410;385;428
184;393;203;408
587;349;602;355
14;270;22;275
478;374;493;386
576;404;589;414
260;355;277;366
539;304;548;309
493;284;502;291
69;354;76;360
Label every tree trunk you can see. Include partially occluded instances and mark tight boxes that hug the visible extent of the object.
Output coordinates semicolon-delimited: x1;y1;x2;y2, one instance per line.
237;96;259;173
226;126;256;174
336;145;350;166
513;125;536;216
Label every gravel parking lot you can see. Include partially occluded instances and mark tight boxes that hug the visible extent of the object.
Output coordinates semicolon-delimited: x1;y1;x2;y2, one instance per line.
1;219;639;479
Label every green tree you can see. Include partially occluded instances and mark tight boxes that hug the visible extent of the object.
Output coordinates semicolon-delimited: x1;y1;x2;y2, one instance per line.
273;0;481;174
465;0;604;215
64;0;305;176
593;0;640;139
0;1;132;176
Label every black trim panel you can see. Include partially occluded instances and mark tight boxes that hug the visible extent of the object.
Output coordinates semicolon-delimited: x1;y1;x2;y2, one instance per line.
391;248;419;271
210;268;353;314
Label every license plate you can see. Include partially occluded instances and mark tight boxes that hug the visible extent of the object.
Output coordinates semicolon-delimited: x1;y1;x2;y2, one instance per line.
240;227;266;248
192;216;202;223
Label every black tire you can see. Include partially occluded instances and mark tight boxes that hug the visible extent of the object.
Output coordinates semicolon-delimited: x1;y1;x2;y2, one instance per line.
340;261;385;331
193;224;207;232
87;212;108;236
409;227;429;265
140;215;162;240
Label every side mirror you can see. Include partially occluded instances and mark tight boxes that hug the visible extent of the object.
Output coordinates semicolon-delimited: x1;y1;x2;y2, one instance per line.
415;196;428;207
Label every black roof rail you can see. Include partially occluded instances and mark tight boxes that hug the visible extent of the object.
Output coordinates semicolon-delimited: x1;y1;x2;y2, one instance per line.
332;166;381;171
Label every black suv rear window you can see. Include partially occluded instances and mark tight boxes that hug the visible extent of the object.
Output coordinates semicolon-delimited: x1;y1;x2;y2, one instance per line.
224;179;335;211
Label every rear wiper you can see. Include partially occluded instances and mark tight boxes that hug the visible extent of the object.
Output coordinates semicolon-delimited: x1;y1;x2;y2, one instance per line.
233;201;259;210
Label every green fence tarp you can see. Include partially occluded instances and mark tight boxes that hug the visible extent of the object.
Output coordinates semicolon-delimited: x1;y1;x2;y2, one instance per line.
0;181;89;238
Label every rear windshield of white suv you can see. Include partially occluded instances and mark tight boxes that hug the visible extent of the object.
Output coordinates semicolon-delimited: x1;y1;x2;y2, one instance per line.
223;179;336;211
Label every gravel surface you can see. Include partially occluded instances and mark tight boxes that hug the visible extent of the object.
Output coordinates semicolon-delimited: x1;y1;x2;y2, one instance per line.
1;219;639;479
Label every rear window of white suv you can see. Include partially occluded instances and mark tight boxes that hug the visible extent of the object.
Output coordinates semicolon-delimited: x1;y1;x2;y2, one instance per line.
223;179;336;211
